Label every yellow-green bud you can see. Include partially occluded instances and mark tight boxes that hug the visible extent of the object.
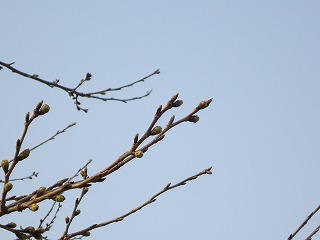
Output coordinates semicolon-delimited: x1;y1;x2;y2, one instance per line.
28;203;39;212
18;149;30;161
36;187;46;197
4;182;13;192
54;195;65;202
82;231;91;237
197;99;213;110
1;160;9;173
151;126;162;135
6;222;17;228
134;150;144;158
188;115;200;123
39;104;50;115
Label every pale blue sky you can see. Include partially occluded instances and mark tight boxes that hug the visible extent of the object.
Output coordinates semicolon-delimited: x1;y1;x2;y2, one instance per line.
1;1;320;239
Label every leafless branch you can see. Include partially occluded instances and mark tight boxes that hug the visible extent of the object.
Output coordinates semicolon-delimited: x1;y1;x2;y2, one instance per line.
288;204;320;240
61;167;213;239
0;60;160;112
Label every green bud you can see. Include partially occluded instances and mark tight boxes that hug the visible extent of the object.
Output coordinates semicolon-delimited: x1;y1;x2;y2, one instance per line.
197;99;213;110
18;149;30;161
1;159;9;173
28;203;39;212
39;104;50;115
54;194;65;202
134;150;144;158
151;126;162;135
36;187;46;197
188;115;200;123
4;182;13;192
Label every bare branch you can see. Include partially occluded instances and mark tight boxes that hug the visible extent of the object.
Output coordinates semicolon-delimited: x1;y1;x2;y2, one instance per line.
0;60;159;112
288;204;320;240
62;167;213;239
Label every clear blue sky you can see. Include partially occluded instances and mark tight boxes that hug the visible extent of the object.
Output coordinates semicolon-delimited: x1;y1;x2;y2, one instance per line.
1;1;320;239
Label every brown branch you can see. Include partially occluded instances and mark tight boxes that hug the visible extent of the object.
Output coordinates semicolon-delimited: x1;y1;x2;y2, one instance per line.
0;60;159;112
3;95;212;217
62;167;213;239
288;204;320;240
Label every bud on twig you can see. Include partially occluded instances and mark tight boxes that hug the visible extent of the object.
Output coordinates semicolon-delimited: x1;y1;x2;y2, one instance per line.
75;209;81;216
18;149;30;161
1;159;9;173
5;222;17;228
54;195;66;202
28;203;39;212
151;126;162;135
82;231;91;237
188;115;200;123
134;150;144;158
4;182;13;192
39;104;50;115
197;98;213;110
172;100;183;107
36;187;46;197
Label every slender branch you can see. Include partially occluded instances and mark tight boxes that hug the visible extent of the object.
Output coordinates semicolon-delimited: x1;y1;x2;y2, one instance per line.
30;122;76;151
288;204;320;240
3;95;212;216
62;167;213;239
305;224;320;240
0;172;39;183
0;60;159;112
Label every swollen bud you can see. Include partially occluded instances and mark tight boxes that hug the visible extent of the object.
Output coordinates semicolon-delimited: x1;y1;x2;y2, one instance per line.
36;187;46;197
172;100;183;107
5;222;17;228
24;226;35;234
188;115;200;123
28;203;39;212
1;160;9;173
39;104;50;115
151;126;162;135
75;209;81;216
18;149;30;161
4;182;13;192
82;231;91;237
197;99;213;110
54;195;66;202
134;150;144;158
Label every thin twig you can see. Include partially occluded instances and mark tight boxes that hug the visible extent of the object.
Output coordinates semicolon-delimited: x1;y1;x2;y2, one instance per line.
288;204;320;240
0;60;159;112
62;167;213;239
30;123;76;151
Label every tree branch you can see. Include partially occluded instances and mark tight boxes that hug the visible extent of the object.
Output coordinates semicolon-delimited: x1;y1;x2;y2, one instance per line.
0;60;160;112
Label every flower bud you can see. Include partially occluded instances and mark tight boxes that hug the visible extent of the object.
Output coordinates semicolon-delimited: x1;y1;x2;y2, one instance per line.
36;187;46;197
172;100;183;107
24;226;35;234
1;159;9;173
4;182;13;192
82;231;91;237
151;126;162;135
65;217;70;224
18;149;30;161
197;99;213;110
6;222;17;228
39;104;50;115
75;209;81;216
54;194;65;202
188;115;200;123
134;150;144;158
28;203;39;212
